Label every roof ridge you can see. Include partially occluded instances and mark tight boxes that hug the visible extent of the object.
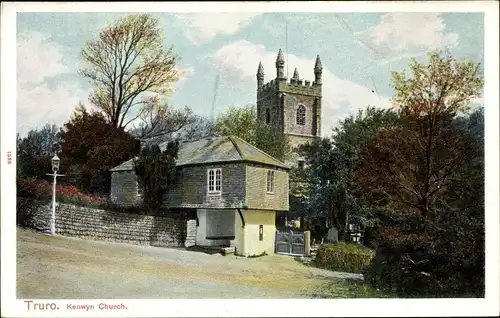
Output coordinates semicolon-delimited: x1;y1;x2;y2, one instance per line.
228;135;245;160
228;135;288;168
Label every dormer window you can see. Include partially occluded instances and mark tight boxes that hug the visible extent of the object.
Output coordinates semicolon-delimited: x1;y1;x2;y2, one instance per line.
296;105;306;125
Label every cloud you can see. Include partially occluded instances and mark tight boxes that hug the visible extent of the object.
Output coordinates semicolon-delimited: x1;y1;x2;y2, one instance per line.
206;40;392;137
356;13;459;62
174;13;261;45
17;31;70;85
17;84;91;137
175;66;196;88
17;31;90;136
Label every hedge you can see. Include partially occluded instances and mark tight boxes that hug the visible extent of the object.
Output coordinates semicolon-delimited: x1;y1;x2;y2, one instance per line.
364;227;484;297
314;242;374;274
16;178;183;217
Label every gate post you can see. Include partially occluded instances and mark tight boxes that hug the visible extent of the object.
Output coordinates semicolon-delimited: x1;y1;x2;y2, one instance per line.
289;230;293;254
304;231;311;256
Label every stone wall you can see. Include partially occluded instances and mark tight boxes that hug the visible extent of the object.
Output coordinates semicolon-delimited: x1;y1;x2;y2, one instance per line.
17;198;196;248
110;170;142;207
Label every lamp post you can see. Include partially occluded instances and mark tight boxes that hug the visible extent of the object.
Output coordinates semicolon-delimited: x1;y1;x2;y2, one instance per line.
46;154;64;235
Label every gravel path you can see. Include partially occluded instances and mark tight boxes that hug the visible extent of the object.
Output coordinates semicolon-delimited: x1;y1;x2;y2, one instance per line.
16;229;362;299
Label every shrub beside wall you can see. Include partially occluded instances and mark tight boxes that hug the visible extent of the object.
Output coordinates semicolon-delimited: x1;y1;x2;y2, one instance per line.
17;178;109;208
314;242;374;274
17;197;196;248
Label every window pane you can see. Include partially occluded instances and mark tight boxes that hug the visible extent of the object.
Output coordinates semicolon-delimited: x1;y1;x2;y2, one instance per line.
208;169;215;192
296;105;306;125
270;171;274;192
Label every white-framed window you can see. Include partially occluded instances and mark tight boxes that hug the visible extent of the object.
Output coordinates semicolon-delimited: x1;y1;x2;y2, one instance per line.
207;168;222;194
296;104;306;125
267;170;274;193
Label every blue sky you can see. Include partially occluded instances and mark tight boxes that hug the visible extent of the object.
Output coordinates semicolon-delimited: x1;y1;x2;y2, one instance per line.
16;11;484;137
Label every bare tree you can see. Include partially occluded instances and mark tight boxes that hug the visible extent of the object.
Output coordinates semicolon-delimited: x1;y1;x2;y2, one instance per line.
79;14;181;130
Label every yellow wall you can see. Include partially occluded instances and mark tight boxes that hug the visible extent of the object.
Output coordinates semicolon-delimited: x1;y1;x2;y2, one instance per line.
236;209;276;257
234;210;245;255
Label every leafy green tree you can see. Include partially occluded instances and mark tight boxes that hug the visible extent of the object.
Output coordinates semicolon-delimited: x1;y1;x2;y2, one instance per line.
59;104;140;194
215;105;291;161
134;141;179;212
354;50;484;227
215;105;256;144
298;106;399;239
17;124;60;179
357;50;484;297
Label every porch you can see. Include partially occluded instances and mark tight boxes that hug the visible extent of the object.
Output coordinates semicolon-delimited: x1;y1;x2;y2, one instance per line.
195;208;276;257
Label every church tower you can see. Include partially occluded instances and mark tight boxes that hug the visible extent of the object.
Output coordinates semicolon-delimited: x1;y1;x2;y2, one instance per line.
256;50;322;166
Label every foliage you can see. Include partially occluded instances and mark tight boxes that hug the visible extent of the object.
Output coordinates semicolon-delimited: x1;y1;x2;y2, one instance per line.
79;13;182;138
177;114;217;141
357;51;485;297
16;197;42;228
140;113;217;146
354;51;484;223
215;105;256;144
134;141;179;212
364;223;484;297
390;50;483;115
132;101;199;141
313;243;374;274
59;105;140;194
17;178;110;208
297;107;399;239
17;124;61;179
214;105;291;161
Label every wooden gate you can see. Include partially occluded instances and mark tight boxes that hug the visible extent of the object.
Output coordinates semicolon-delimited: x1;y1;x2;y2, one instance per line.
275;230;305;256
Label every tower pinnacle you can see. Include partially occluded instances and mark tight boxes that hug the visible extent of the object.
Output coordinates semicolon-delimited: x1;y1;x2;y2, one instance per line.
314;55;323;72
276;48;285;65
257;61;264;88
257;61;264;78
314;55;323;85
275;49;285;79
292;68;300;80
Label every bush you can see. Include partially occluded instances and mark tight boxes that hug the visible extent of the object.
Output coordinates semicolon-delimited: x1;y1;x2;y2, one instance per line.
314;242;374;274
17;178;181;217
17;178;110;208
364;226;484;297
16;197;40;228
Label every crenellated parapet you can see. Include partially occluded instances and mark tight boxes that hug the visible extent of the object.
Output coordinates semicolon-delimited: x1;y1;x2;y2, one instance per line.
256;50;322;99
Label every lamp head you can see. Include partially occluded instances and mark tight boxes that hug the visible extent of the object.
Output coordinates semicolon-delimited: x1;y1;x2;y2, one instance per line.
51;154;60;172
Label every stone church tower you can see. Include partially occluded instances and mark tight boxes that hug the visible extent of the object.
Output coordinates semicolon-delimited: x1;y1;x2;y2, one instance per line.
256;49;323;166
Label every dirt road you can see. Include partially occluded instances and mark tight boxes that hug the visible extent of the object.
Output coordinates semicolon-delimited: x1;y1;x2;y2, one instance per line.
16;229;362;299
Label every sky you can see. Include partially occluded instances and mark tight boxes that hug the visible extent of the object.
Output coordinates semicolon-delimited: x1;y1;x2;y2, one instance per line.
16;11;485;137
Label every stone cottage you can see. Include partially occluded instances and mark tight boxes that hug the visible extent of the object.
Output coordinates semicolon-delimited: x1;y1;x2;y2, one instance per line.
110;135;290;257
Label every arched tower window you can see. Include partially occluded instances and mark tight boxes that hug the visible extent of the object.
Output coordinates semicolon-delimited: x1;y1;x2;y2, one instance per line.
266;108;271;124
296;104;306;125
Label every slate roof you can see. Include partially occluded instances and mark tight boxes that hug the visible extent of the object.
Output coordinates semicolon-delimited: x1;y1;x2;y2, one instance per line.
110;135;290;172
